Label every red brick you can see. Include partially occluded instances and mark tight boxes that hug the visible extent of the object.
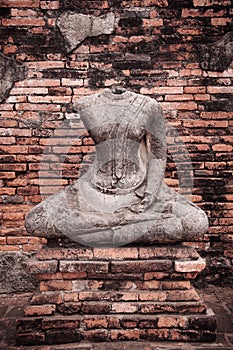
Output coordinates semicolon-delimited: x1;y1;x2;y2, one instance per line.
23;244;43;252
139;291;167;301
42;316;80;330
40;1;59;9
180;68;202;76
27;260;58;274
182;120;228;128
0;145;29;154
60;261;108;274
205;162;227;169
175;257;206;273
31;292;62;305
111;303;137;313
84;317;108;329
0;188;16;195
7;236;29;244
3;45;17;54
146;328;170;340
16;332;45;346
144;272;169;280
194;94;210;101
167;289;200;301
1;0;40;7
111;260;172;273
93;247;138;260
185;86;206;93
212;144;232;152
111;329;140;341
7;177;27;186
40;280;73;292
165;94;193;101
0;237;7;244
61;78;84;86
11;87;48;95
2;18;45;26
0;172;15;179
182;8;201;17
219;218;233;225
142;280;160;289
0;119;18;127
161;101;198;110
24;304;56;316
11;8;39;16
36;272;63;280
224;250;233;258
16;79;60;87
161;281;191;290
141;86;183;95
17;186;38;195
142;18;163;26
204;9;227;16
83;329;108;341
139;247;198;259
0;245;20;251
63;292;79;302
157;316;188;328
0;163;26;171
79;291;110;301
150;9;159;17
16;103;61;112
207;86;233;93
211;17;231;25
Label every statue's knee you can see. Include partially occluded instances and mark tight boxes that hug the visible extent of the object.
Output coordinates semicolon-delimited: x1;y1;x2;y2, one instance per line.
25;204;53;236
182;204;209;238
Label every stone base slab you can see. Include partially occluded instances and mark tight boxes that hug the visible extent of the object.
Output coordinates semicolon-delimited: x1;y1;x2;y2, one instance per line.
16;245;217;345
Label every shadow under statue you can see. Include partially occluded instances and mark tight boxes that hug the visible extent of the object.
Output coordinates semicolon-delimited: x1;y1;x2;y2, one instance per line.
26;88;208;247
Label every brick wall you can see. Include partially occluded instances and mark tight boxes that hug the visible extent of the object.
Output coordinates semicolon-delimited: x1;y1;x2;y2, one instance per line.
0;0;232;288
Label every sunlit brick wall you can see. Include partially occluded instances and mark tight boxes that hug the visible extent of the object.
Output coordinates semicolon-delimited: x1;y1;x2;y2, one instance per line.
0;0;232;285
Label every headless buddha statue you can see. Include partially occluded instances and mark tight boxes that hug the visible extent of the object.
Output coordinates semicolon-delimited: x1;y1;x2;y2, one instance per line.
26;88;209;247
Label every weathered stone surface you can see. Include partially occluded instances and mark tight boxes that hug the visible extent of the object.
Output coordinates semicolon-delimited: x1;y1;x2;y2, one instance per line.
16;246;217;345
197;31;233;72
16;332;45;346
36;248;94;261
26;89;209;248
140;301;207;314
0;252;38;293
59;261;109;273
16;318;42;333
93;247;138;260
46;329;82;344
31;292;63;305
24;305;56;317
27;260;58;274
57;12;116;52
0;52;26;103
111;260;172;273
175;257;206;273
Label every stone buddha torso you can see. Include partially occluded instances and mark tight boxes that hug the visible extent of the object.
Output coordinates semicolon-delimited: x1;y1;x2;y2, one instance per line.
26;89;209;247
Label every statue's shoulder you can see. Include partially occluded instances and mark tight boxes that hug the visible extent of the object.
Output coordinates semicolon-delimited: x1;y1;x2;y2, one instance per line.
73;90;102;112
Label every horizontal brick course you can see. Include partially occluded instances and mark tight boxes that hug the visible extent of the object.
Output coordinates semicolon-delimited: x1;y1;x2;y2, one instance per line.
111;260;172;274
0;0;232;293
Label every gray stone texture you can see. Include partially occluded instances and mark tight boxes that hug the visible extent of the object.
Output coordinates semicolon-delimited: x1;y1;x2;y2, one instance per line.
0;252;38;293
198;31;233;72
57;12;116;52
26;89;209;247
0;53;26;103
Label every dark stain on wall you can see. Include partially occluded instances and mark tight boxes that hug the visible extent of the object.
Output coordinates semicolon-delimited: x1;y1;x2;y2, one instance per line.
197;31;233;72
0;53;26;103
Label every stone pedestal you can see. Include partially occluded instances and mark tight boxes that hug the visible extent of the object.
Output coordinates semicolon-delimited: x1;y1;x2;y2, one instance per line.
16;244;216;346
